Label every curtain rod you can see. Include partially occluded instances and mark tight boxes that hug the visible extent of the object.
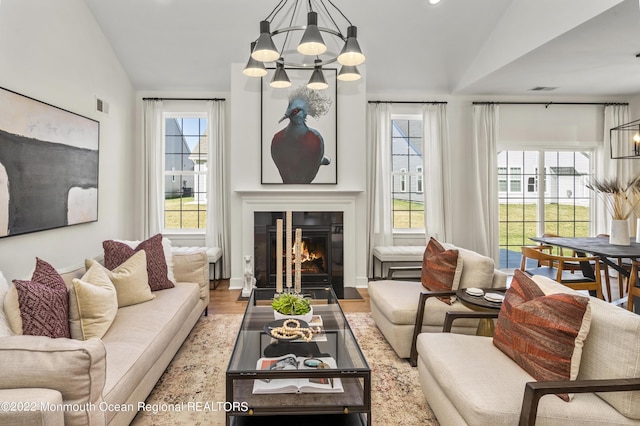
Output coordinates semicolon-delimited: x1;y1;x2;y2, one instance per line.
368;100;447;104
142;97;226;101
472;101;627;107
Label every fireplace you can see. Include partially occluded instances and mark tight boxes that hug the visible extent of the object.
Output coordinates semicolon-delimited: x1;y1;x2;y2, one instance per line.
254;211;344;298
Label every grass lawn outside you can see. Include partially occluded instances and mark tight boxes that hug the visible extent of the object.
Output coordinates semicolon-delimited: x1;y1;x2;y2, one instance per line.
500;202;590;254
164;197;206;229
393;199;424;229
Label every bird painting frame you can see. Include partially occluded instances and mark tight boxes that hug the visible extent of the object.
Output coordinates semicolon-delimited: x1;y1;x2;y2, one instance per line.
261;67;337;185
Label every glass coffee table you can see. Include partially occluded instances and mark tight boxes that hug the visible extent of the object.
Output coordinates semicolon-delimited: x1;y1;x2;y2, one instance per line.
226;287;371;425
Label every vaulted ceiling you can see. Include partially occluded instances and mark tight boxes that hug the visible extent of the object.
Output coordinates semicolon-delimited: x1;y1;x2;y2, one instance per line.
84;0;640;96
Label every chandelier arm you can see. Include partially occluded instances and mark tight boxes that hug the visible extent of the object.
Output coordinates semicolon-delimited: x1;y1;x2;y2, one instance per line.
324;0;353;26
278;0;300;57
265;0;289;22
316;0;344;36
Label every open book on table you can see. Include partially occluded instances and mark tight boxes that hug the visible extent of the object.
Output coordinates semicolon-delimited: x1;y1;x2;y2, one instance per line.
252;354;344;394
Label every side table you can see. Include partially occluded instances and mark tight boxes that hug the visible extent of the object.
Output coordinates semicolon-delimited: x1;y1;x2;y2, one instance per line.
455;288;506;336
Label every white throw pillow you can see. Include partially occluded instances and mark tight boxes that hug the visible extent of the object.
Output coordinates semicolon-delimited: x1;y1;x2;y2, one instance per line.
117;237;176;284
0;272;14;337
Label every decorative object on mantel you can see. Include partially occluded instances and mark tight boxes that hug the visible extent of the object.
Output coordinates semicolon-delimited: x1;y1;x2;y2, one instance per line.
243;0;365;87
609;119;640;159
586;176;640;245
262;82;337;184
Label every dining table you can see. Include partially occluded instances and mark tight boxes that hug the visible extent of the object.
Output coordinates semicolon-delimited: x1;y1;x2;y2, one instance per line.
528;236;639;313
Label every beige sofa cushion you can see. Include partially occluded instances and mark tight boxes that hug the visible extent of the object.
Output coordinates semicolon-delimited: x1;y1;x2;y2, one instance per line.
532;275;640;419
3;285;21;335
86;250;154;308
442;243;495;289
418;332;638;425
69;262;118;340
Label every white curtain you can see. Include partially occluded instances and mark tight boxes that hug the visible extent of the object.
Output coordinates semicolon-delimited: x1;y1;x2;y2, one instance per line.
422;103;450;241
366;103;393;277
597;104;639;235
471;104;500;263
141;100;164;239
206;100;230;278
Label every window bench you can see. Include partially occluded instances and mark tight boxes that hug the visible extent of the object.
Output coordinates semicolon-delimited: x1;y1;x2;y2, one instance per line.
372;245;426;279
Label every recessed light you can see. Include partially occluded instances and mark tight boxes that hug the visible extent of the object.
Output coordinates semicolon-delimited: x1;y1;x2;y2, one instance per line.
429;0;441;4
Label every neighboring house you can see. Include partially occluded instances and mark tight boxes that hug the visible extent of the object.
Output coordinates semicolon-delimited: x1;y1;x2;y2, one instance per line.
165;119;194;198
497;151;590;207
188;135;207;204
391;121;424;204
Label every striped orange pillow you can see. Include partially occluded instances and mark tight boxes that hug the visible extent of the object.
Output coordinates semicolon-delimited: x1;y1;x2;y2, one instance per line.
420;237;462;304
493;270;591;401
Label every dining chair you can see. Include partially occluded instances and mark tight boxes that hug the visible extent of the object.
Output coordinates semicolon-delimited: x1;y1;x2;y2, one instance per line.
519;246;605;300
625;259;640;312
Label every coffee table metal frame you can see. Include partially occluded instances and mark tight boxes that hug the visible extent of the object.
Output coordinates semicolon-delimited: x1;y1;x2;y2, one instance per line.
225;287;371;425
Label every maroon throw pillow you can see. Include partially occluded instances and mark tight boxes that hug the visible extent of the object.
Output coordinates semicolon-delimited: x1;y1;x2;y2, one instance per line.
493;270;591;401
103;234;174;291
13;258;70;338
420;237;461;305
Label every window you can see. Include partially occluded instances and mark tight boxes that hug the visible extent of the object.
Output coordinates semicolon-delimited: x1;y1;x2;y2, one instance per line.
391;117;424;229
499;150;592;269
163;116;208;230
509;167;522;192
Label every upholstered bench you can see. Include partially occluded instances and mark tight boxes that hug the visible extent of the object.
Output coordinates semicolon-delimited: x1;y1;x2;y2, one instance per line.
172;246;222;289
372;245;426;279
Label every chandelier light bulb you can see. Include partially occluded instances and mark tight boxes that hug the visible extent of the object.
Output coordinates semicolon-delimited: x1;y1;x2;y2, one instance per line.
298;12;327;56
337;65;361;81
337;26;365;66
307;60;328;90
270;61;292;88
252;21;280;62
243;42;268;77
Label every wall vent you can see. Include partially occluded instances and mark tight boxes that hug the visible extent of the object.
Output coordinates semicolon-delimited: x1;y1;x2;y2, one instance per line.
529;86;558;91
96;98;109;115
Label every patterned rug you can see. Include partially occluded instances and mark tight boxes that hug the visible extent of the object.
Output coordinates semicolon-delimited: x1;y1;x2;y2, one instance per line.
131;313;438;426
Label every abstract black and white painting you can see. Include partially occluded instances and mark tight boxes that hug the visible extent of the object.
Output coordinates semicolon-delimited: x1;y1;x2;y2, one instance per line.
261;68;337;184
0;87;99;238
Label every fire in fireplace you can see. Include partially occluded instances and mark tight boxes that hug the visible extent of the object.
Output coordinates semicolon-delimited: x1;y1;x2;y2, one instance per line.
254;211;344;298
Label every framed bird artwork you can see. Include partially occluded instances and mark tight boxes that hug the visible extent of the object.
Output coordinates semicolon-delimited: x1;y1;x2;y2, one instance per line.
261;68;337;184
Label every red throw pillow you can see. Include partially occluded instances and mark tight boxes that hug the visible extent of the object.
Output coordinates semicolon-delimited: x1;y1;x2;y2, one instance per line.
420;237;462;305
13;258;70;338
493;270;591;401
103;234;174;291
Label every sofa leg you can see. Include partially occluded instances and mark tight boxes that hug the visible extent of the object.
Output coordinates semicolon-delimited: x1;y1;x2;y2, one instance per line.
204;307;208;316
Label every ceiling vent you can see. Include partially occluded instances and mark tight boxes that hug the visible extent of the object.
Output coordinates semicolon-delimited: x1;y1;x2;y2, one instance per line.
529;86;558;91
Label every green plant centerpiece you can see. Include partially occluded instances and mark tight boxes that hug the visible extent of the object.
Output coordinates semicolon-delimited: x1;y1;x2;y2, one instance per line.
271;292;313;322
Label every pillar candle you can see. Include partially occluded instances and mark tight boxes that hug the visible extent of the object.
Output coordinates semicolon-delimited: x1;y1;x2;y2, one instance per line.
276;219;283;294
286;211;292;289
295;228;302;294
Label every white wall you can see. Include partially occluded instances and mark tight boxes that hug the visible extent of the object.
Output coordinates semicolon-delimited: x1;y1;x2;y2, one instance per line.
229;63;368;289
0;0;135;280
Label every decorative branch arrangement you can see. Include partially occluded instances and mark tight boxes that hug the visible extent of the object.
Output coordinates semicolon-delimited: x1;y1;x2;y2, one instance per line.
586;176;640;220
275;211;303;294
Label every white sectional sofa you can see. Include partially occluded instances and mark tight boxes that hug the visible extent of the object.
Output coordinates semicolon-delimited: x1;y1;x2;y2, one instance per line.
417;274;640;425
0;247;209;426
368;242;507;364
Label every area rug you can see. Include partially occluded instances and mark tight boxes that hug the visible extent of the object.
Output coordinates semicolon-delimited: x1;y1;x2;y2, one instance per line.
131;313;438;426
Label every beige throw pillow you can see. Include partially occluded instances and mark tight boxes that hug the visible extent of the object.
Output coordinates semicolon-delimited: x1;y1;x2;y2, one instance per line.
86;250;154;308
69;262;118;340
3;285;22;335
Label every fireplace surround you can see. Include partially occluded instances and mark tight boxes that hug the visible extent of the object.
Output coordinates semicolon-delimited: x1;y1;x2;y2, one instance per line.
254;211;344;298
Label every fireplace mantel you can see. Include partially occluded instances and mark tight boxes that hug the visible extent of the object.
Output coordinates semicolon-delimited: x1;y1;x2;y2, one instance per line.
236;190;363;294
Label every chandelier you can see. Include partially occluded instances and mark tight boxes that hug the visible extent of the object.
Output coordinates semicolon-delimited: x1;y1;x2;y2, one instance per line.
242;0;365;89
610;119;640;159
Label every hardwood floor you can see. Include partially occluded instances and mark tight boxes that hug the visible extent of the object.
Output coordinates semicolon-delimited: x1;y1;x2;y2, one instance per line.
207;280;370;315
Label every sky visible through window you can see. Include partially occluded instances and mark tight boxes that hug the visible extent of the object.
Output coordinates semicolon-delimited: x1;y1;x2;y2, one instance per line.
175;118;206;152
